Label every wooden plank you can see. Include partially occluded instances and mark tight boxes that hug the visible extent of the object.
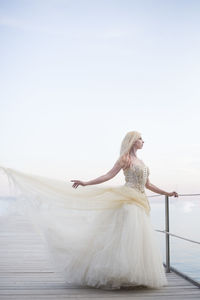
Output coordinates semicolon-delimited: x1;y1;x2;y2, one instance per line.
0;214;200;300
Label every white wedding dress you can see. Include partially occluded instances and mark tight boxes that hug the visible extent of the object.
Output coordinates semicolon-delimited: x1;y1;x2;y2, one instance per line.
0;161;168;289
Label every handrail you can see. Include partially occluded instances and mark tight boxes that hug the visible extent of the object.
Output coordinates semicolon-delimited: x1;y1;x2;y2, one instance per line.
147;193;200;197
148;193;200;288
155;230;200;245
148;192;200;244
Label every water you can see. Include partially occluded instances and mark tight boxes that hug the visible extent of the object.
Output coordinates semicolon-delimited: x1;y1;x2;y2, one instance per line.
150;194;200;284
0;195;200;284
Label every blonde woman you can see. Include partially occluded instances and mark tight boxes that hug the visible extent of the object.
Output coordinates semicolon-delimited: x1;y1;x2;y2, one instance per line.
71;131;178;198
0;131;178;290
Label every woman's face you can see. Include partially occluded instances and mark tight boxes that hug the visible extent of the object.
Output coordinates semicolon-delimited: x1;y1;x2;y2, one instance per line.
135;136;144;149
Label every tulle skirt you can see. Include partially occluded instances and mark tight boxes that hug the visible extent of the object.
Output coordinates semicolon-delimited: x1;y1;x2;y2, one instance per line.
0;167;168;289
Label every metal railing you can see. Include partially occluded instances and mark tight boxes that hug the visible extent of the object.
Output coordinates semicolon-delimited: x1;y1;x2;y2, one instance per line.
147;193;200;288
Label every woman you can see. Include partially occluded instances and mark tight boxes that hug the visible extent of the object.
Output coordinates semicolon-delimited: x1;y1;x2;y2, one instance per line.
0;130;178;290
71;132;178;198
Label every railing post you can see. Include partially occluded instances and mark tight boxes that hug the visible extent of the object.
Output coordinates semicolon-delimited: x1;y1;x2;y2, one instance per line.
165;195;170;272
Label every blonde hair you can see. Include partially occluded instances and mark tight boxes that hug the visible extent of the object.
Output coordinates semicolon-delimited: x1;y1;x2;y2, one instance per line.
118;131;142;170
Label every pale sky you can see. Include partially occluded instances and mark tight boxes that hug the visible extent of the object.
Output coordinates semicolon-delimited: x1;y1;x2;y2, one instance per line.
0;0;200;195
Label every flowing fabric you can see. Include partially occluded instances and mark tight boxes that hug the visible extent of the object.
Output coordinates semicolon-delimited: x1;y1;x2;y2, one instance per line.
0;163;168;289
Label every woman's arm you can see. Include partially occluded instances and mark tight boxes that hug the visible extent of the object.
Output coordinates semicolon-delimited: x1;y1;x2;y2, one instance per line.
145;178;178;197
71;159;123;189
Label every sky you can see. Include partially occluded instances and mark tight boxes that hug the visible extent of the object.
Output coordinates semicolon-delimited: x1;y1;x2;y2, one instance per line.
0;0;200;195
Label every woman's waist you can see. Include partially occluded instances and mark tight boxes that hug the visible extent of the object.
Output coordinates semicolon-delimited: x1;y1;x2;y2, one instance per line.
124;182;145;194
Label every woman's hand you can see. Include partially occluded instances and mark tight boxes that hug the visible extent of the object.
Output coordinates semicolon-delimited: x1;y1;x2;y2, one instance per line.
70;180;87;189
167;191;179;197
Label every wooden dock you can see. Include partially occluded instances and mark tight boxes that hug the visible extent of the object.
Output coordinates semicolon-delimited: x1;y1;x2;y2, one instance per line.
0;214;200;300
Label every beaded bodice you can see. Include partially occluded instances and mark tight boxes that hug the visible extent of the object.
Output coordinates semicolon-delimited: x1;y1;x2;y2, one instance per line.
123;161;150;194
